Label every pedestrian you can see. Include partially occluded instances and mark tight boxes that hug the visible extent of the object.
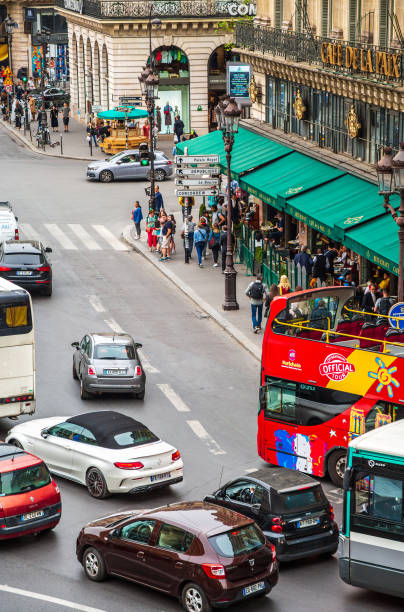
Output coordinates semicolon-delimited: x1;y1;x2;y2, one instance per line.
208;223;221;267
210;204;225;227
87;121;98;147
325;244;338;277
61;102;70;132
294;245;313;275
145;208;158;251
132;201;143;239
168;214;176;255
50;104;59;132
181;215;196;254
278;275;291;295
246;274;268;333
264;284;279;318
312;248;327;285
154;185;163;213
159;214;173;262
193;221;208;267
29;96;36;121
173;115;184;142
14;100;23;129
362;283;377;319
378;272;391;292
374;288;394;316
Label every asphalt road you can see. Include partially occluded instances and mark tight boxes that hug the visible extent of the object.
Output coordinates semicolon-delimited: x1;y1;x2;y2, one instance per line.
0;128;402;612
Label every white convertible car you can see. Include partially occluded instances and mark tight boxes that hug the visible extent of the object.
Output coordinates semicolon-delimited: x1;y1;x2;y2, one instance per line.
6;411;183;498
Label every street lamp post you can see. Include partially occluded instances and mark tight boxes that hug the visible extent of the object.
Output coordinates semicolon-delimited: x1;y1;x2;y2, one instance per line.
376;143;404;302
215;97;241;311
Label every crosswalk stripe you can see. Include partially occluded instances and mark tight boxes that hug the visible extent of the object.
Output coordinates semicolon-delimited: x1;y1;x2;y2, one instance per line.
92;225;129;251
68;224;102;250
19;223;41;241
44;224;78;250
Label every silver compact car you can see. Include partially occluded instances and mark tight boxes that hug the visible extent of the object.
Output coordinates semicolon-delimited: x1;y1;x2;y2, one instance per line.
72;333;146;400
86;150;173;183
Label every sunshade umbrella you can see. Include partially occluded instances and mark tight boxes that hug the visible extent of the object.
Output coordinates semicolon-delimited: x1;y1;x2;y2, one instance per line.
97;108;148;120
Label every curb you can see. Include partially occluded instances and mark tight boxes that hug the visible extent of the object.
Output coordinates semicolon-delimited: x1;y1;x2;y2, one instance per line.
0;119;96;161
121;224;261;362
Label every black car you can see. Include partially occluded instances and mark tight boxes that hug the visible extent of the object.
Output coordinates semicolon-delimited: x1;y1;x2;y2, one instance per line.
32;87;70;108
0;241;53;296
204;467;339;562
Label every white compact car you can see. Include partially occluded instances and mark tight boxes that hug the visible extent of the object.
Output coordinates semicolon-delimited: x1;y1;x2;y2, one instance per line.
6;411;183;498
0;201;19;243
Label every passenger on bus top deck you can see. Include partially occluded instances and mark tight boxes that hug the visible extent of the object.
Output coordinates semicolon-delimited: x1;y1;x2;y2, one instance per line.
310;299;332;330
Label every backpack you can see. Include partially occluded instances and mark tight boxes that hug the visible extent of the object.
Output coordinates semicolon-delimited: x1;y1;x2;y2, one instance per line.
249;281;264;300
379;297;391;316
209;231;220;248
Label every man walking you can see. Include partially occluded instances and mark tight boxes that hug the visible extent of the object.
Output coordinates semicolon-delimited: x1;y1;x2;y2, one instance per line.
132;201;143;239
246;274;268;333
159;214;173;262
294;245;313;275
154;185;163;213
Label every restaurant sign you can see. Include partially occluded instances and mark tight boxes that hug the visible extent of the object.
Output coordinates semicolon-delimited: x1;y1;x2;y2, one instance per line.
320;43;401;80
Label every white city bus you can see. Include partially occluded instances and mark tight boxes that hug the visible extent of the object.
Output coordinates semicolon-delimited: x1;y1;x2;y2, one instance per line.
339;419;404;598
0;278;35;418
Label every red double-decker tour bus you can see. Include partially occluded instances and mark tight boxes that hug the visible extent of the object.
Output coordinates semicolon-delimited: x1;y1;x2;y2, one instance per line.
259;286;404;486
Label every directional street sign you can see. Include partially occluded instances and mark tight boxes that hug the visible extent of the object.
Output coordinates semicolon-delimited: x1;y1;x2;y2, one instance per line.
119;96;142;106
176;167;221;177
175;155;220;165
175;189;219;197
175;178;220;187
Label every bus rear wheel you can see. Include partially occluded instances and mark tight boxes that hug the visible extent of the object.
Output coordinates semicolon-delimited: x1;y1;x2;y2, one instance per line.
328;450;347;488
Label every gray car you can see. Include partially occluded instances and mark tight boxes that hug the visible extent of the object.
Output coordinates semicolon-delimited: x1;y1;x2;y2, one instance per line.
72;333;146;400
86;149;173;183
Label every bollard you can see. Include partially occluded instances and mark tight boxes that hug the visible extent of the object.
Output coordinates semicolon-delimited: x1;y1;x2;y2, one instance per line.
89;138;93;156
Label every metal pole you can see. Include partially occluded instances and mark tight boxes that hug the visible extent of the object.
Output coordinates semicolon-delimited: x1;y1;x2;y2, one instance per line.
7;33;12;123
223;138;239;311
148;12;156;211
398;189;404;302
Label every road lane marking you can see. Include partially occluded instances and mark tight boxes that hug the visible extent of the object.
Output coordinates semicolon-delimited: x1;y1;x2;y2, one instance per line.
157;384;190;412
92;225;129;251
104;318;125;334
0;585;107;612
187;420;226;455
68;224;102;250
44;223;78;250
19;223;41;241
88;295;106;313
138;350;159;374
245;468;258;474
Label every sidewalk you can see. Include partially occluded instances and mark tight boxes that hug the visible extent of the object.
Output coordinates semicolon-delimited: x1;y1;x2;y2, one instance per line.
122;225;263;361
0;115;175;161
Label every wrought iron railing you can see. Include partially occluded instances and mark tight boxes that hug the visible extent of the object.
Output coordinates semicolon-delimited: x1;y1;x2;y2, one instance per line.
55;0;237;19
235;22;404;83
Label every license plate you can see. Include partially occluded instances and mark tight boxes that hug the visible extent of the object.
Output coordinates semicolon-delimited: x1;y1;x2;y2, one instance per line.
16;271;33;276
297;517;320;528
150;472;171;482
243;582;265;596
22;510;44;521
104;369;127;375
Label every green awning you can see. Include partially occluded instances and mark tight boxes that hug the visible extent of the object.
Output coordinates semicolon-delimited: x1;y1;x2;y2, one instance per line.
175;127;291;180
239;152;345;208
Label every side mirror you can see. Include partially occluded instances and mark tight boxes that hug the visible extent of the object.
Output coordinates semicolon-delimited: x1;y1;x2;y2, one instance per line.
71;341;79;349
15;216;18;222
135;343;143;349
45;247;52;253
41;429;49;439
343;466;355;491
110;528;121;538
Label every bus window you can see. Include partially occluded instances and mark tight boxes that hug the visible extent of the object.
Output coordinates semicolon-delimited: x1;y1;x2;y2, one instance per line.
352;472;404;538
365;402;404;432
263;380;297;423
272;295;339;335
0;303;32;335
5;306;27;328
296;384;361;426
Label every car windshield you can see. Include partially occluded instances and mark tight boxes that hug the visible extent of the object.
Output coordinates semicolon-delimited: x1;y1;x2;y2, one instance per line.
4;253;42;265
94;344;135;360
271;486;327;513
0;463;51;496
208;523;264;558
108;152;124;162
113;427;159;447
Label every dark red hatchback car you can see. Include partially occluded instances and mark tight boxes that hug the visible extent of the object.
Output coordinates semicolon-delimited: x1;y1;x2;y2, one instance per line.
76;501;278;611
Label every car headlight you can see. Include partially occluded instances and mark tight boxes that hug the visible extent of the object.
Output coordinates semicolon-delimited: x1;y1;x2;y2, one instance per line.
87;167;96;171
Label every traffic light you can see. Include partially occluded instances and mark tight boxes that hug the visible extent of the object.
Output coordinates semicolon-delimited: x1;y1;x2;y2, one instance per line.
178;196;194;207
139;142;149;166
17;67;28;82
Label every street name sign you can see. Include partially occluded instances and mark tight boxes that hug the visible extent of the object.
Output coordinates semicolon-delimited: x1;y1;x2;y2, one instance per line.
175;178;220;187
176;167;221;176
175;189;219;197
175;155;220;165
119;96;142;106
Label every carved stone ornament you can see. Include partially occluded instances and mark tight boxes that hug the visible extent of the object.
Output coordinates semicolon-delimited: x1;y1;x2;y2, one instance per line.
248;74;258;103
293;89;306;120
346;105;361;139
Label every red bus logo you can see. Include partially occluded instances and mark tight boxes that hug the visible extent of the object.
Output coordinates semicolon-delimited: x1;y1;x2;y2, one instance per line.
319;353;356;381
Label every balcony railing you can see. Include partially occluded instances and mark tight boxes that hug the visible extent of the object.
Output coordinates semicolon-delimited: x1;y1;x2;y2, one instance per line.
235;22;403;83
55;0;238;19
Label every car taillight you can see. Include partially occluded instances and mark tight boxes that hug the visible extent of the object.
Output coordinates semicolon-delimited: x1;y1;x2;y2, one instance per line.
171;450;181;462
88;366;96;376
329;504;334;521
166;160;172;165
37;266;51;272
15;228;19;240
114;461;144;470
271;517;283;533
202;564;226;579
0;266;11;271
135;366;142;376
270;543;276;562
52;479;60;494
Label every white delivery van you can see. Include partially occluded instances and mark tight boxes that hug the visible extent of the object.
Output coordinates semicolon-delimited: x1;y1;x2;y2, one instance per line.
0;202;19;243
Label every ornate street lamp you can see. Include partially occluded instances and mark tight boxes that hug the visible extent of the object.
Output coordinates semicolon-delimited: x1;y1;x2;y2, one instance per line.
215;96;241;311
4;15;18;115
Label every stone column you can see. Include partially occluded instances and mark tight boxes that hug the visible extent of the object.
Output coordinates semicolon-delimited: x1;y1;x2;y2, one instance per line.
78;37;86;117
93;42;101;106
6;2;30;76
67;26;78;113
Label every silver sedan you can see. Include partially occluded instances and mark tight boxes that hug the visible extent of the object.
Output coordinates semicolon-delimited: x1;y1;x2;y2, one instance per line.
86;149;173;182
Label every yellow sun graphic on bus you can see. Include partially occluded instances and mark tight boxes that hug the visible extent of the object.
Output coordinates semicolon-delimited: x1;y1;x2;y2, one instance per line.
368;357;400;398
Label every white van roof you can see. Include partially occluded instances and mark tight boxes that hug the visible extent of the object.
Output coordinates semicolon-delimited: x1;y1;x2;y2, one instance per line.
0;277;27;294
349;419;404;458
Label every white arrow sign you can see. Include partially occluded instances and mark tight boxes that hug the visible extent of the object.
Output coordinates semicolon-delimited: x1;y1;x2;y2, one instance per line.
176;167;221;176
175;189;219;197
175;155;220;164
175;178;220;187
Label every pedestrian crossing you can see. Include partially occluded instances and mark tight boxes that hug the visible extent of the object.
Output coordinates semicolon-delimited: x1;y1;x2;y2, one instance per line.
19;222;131;252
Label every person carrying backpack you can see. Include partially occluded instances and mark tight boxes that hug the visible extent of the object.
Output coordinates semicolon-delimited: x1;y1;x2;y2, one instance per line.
246;274;268;333
374;289;394;316
208;223;221;267
193;221;208;267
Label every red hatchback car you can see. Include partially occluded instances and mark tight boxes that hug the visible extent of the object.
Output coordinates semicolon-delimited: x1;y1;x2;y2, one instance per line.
0;443;61;540
76;501;278;611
